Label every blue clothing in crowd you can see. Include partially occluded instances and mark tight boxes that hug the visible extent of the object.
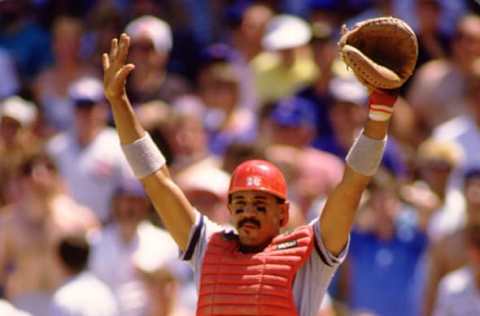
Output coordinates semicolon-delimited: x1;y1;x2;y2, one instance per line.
347;223;428;316
0;22;52;79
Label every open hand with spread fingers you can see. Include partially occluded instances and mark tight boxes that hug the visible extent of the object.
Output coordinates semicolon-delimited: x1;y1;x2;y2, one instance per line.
102;33;135;101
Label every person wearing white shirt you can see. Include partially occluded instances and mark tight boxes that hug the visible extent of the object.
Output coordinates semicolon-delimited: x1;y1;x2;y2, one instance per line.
50;234;118;316
433;225;480;316
0;299;31;316
89;178;179;316
433;62;480;187
47;77;130;222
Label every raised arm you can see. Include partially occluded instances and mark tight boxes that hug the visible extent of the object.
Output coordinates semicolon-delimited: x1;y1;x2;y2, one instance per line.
320;91;396;255
103;34;195;250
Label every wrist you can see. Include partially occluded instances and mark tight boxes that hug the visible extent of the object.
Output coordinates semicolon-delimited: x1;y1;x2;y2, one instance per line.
122;133;166;178
368;90;398;122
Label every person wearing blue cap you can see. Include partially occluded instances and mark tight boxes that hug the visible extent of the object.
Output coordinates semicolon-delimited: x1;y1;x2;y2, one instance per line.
269;96;318;148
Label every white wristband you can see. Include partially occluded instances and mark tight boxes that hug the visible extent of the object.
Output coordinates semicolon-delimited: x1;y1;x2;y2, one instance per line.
346;131;386;176
121;133;166;178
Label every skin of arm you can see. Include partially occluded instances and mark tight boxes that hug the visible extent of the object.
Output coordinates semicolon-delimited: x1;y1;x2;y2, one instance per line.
103;34;195;251
320;119;390;255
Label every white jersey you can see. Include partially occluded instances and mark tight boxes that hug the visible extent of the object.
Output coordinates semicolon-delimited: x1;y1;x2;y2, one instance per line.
49;272;118;316
47;128;130;222
89;222;179;316
0;299;31;316
181;210;348;316
433;267;480;316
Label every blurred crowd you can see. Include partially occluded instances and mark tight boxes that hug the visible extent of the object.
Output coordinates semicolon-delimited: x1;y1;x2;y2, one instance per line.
0;0;480;315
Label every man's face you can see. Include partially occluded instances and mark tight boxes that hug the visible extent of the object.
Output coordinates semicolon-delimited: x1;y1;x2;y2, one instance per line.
454;18;480;68
0;116;21;144
271;123;314;148
113;194;149;225
420;159;453;189
228;191;288;249
241;4;273;45
130;37;167;70
74;103;107;136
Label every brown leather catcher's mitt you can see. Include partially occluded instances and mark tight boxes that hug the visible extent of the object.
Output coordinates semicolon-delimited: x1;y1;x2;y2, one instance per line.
338;17;418;90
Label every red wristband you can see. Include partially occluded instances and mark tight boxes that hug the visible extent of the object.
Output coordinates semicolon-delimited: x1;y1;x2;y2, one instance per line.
368;90;398;121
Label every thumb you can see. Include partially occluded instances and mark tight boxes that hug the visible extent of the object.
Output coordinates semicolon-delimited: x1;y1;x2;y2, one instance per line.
116;64;135;83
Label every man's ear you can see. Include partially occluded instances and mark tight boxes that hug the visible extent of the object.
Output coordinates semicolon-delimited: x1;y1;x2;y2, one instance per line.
280;201;290;227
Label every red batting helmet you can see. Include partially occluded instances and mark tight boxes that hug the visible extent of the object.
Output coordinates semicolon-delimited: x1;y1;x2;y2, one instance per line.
228;160;287;200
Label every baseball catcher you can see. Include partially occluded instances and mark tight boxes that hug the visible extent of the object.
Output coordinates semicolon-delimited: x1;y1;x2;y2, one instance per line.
102;16;417;316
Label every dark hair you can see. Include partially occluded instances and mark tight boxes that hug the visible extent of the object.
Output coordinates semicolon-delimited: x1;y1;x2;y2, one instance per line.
228;194;285;205
466;225;480;251
464;168;480;187
57;234;90;274
19;152;58;177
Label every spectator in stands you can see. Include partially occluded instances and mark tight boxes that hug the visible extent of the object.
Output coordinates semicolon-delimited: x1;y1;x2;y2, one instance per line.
33;16;97;133
197;61;256;156
408;14;480;130
0;96;39;207
85;2;126;71
165;96;210;173
0;299;31;316
229;3;274;110
268;96;318;148
0;48;19;98
414;0;451;68
47;76;130;223
401;138;465;242
135;257;194;316
50;234;118;316
175;163;231;225
125;15;190;104
337;169;428;316
314;77;406;177
423;168;480;316
433;57;480;185
432;224;480;316
0;0;52;80
295;21;338;140
89;178;179;316
252;14;317;103
0;153;97;316
313;77;368;156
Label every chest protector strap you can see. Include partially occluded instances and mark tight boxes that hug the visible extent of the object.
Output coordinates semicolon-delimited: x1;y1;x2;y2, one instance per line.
197;225;314;316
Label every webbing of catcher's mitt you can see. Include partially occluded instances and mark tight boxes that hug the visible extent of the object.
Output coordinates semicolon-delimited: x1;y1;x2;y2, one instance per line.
338;16;418;90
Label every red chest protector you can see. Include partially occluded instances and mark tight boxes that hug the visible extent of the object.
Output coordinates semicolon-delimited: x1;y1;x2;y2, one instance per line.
196;225;314;316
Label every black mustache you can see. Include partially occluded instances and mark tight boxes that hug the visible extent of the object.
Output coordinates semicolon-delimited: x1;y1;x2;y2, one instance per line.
238;218;261;229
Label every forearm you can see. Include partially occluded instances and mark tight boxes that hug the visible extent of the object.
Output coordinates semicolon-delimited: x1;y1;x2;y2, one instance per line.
320;91;394;254
320;167;369;255
108;95;145;144
110;95;196;249
142;172;196;250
